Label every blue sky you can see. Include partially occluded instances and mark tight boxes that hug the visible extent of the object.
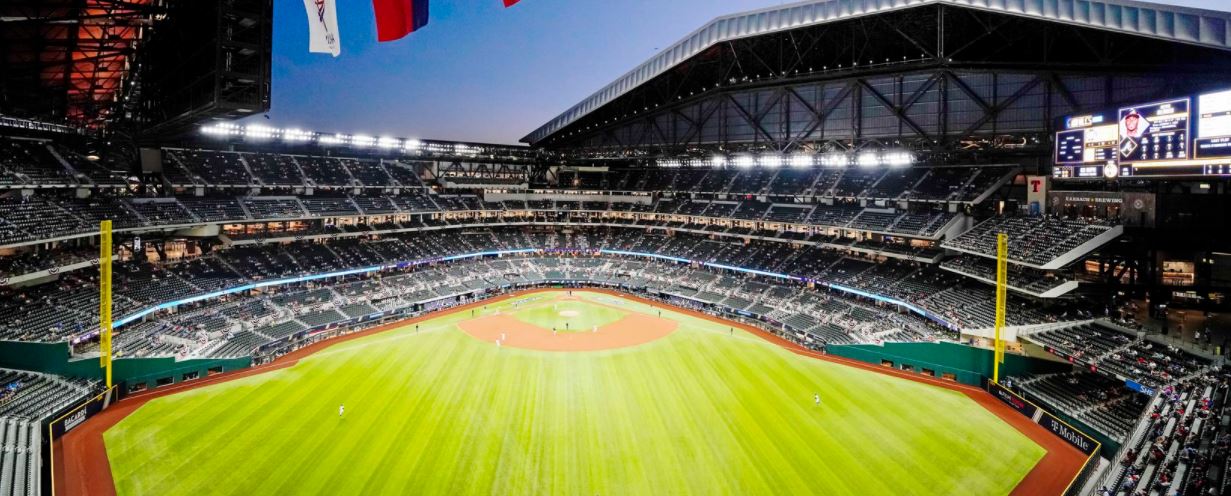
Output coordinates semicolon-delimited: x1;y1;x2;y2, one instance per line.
258;0;1227;145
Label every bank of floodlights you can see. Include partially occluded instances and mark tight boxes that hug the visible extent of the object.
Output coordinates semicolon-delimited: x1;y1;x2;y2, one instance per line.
857;152;880;168
821;153;849;167
199;122;433;154
656;150;913;169
758;154;784;168
284;129;313;142
883;152;914;167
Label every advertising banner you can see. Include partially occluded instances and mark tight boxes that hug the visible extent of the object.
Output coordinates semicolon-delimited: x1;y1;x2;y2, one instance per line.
1038;413;1100;455
50;387;117;439
988;382;1038;419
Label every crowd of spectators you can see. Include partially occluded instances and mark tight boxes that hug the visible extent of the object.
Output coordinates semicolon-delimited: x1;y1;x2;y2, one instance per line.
0;191;972;247
1101;372;1230;496
944;215;1118;267
940;255;1074;295
0;226;1094;358
1012;372;1148;441
0;368;99;496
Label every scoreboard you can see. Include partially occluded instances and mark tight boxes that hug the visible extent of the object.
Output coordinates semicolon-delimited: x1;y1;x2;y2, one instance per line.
1196;89;1231;163
1055;116;1117;165
1054;88;1231;178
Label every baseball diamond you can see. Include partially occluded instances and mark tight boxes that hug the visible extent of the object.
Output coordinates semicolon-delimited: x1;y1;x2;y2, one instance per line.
89;290;1067;496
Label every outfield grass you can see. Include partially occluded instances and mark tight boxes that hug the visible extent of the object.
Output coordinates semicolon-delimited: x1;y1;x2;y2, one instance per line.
104;291;1044;495
510;298;627;332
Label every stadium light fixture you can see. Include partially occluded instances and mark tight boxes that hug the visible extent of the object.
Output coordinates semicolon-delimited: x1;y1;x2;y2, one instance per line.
243;124;277;140
319;134;344;146
857;152;880;168
284;129;313;142
377;137;400;149
790;153;813;168
733;154;755;168
759;154;783;168
351;135;376;148
403;139;422;151
821;153;848;168
710;155;727;168
200;123;241;136
883;152;914;167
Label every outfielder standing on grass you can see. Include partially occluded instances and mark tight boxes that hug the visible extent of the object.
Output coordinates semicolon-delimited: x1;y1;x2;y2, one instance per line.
339;404;345;417
814;393;821;406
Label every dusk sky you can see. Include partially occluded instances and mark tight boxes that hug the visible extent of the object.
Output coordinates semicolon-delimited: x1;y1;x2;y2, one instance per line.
257;0;1228;145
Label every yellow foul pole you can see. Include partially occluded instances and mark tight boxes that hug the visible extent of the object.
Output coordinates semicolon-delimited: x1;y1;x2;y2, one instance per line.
100;220;113;388
992;233;1008;384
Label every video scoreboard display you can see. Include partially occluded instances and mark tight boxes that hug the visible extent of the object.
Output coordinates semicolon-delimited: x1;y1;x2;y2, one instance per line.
1054;88;1231;178
1055;115;1117;165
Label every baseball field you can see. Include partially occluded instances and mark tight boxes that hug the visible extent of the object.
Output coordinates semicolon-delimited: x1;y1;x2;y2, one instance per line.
98;290;1049;495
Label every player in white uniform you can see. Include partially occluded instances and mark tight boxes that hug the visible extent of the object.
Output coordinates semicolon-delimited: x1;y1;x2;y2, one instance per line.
814;393;820;406
339;404;345;417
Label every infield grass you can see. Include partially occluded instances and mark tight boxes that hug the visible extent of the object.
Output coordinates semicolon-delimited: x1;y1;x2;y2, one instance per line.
510;297;627;332
103;290;1044;495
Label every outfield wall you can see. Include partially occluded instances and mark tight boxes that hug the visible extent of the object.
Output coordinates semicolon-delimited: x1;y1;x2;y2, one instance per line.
0;340;250;389
986;382;1103;495
1012;386;1121;457
825;342;1070;387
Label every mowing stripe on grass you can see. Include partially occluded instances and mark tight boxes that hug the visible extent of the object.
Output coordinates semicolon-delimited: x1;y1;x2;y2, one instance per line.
104;291;1043;496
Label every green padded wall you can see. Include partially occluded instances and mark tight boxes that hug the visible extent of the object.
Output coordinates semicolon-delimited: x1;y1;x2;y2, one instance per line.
827;342;1071;386
0;340;250;388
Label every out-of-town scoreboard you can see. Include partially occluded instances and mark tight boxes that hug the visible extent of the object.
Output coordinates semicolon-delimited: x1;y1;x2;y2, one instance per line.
1054;87;1231;178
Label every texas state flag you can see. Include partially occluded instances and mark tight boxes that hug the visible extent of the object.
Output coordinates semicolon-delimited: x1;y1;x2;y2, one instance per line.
372;0;429;42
